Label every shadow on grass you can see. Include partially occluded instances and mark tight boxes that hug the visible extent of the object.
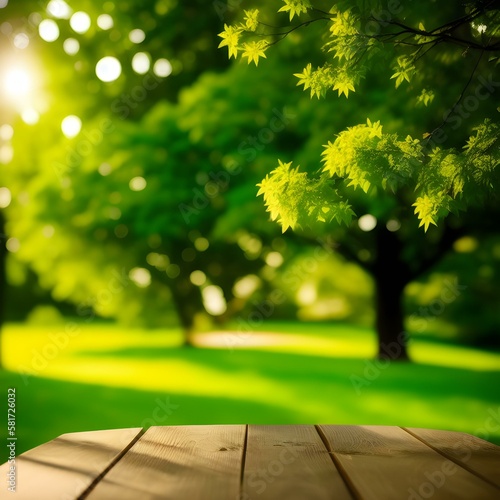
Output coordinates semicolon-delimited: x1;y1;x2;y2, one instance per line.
0;369;298;457
3;345;500;457
75;345;500;405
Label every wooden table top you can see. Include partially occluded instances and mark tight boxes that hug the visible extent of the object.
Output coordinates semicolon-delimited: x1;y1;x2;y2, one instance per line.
2;425;499;499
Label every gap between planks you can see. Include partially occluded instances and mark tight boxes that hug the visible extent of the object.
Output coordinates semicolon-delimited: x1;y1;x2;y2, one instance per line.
401;427;500;491
314;425;361;500
77;428;146;500
239;424;249;495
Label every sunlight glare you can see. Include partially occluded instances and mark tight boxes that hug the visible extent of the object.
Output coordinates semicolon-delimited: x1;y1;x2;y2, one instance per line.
63;38;80;55
194;237;209;251
70;11;91;34
233;275;260;298
190;270;207;287
61;115;82;138
132;52;150;74
39;19;60;42
0;124;13;141
0;187;11;208
358;214;377;232
47;0;71;19
13;33;29;49
98;162;112;176
297;283;317;306
0;145;13;164
95;56;121;82
265;251;283;267
129;29;145;44
6;238;20;253
202;286;227;316
97;14;113;30
3;67;32;99
129;176;147;191
21;108;39;125
153;58;172;77
129;267;151;288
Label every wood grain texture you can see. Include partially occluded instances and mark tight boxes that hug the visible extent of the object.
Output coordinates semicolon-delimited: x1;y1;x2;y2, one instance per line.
405;427;500;489
0;428;142;500
85;425;246;500
3;425;498;499
318;425;500;500
242;425;353;500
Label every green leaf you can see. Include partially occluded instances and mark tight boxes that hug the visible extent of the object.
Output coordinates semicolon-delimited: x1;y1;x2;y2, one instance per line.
217;24;242;59
241;40;268;66
278;0;312;21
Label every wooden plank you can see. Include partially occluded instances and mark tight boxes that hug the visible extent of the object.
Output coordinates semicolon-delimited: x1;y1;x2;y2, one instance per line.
318;425;500;500
242;425;353;500
405;427;500;489
0;428;142;500
85;425;246;500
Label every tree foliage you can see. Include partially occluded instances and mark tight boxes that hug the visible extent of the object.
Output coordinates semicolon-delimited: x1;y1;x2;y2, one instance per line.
219;1;500;232
2;2;312;332
1;0;273;332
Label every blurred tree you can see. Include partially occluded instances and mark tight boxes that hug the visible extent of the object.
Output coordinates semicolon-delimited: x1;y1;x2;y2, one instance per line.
406;234;500;348
0;0;235;353
1;0;308;349
3;0;499;365
10;100;282;345
220;1;500;360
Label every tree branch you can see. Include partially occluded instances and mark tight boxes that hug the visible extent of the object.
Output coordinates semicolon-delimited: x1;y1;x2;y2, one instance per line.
253;4;500;53
255;17;331;45
286;232;374;273
426;49;485;142
410;223;465;279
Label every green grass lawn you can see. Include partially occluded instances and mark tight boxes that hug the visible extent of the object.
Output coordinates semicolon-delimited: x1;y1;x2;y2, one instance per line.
1;321;500;461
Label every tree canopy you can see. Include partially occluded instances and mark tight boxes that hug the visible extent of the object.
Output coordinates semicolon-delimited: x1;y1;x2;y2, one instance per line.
1;2;318;341
216;0;500;360
219;1;500;232
1;0;499;364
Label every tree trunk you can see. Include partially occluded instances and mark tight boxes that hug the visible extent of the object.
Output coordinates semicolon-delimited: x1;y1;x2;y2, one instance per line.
169;274;204;348
373;270;409;361
372;227;410;361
